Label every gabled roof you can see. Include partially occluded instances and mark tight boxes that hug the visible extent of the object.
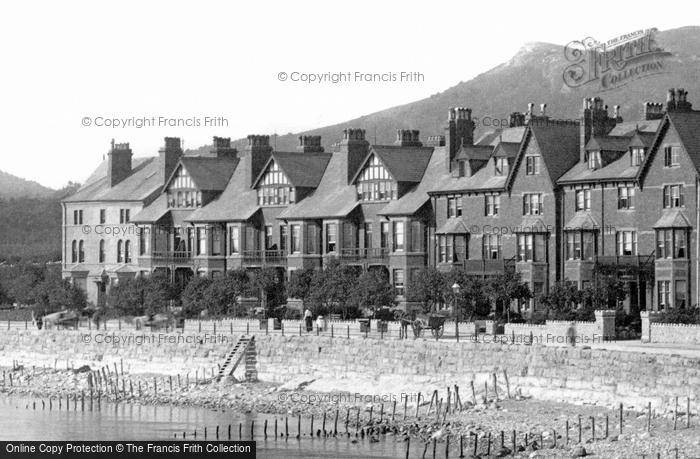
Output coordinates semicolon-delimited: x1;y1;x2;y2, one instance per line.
564;212;600;230
506;123;580;190
130;194;169;223
454;144;493;161
186;153;260;223
474;126;527;146
380;148;442;216
169;156;238;191
608;119;661;136
586;135;631;152
653;209;692;228
493;142;520;158
638;111;700;181
629;131;656;148
63;157;162;202
252;151;331;189
353;145;433;183
558;150;639;184
278;151;360;220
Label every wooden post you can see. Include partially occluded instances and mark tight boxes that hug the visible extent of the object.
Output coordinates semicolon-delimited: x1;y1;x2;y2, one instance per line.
647;401;652;432
403;395;408;420
503;370;511;399
275;419;278;438
368;406;372;424
619;403;623;434
263;420;267;439
392;399;396;421
605;415;609;438
154;377;157;396
345;408;350;434
687;397;691;429
674;396;678;430
380;403;384;423
415;392;421;418
492;373;498;400
286;416;289;438
405;436;410;459
578;415;582;443
310;415;314;435
333;409;339;435
472;432;478;456
591;417;595;441
252;420;255;440
512;430;516;456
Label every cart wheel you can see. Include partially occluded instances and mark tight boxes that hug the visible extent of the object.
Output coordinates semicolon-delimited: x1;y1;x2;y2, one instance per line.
431;324;445;338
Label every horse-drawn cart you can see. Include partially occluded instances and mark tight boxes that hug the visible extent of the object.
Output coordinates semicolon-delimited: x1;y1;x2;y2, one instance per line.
411;312;448;338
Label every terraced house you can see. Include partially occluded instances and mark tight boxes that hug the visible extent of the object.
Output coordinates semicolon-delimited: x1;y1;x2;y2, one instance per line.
63;89;700;313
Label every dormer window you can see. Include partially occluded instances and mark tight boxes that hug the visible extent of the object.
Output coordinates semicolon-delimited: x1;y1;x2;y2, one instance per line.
166;167;202;208
257;160;295;206
356;155;397;201
525;156;540;175
457;160;467;177
631;147;645;166
495;157;508;176
588;151;601;170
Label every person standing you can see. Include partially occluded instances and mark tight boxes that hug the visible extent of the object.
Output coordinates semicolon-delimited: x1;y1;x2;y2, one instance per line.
304;308;313;332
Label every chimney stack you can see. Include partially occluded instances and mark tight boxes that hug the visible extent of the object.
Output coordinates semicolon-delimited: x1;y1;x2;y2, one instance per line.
643;102;665;120
445;107;474;173
579;97;619;162
296;135;325;153
211;136;237;159
159;137;183;185
107;139;133;188
339;128;369;183
667;88;693;112
509;112;526;127
426;135;445;147
540;103;547;117
245;135;273;186
394;129;422;147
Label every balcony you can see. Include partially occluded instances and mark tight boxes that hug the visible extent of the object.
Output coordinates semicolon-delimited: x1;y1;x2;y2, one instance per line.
150;251;193;265
595;254;654;267
338;247;389;264
242;250;287;266
462;257;515;276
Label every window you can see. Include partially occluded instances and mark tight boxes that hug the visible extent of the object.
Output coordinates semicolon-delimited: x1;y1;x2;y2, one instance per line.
495;157;508;176
291;225;301;253
356;155;397;201
447;196;462;218
325;223;337;253
117;240;124;263
197;228;206;256
658;280;670;310
618;186;635;209
482;235;501;259
71;240;77;263
517;234;546;262
256;161;295;206
664;146;680;167
78;240;84;263
166;167;201;208
616;231;637;256
212;227;222;256
631;148;645;166
588;151;601;169
458;160;467;177
663;184;684;208
73;210;83;225
566;231;596;260
139;229;148;256
279;225;287;253
229;227;240;254
99;209;106;224
675;280;687;308
485;195;500;216
364;223;373;249
522;193;543;215
575;189;591;211
124;240;131;263
99;240;105;263
380;222;389;249
656;229;687;259
393;221;405;251
525;156;540;175
393;269;405;296
264;225;273;250
120;209;130;224
438;235;452;263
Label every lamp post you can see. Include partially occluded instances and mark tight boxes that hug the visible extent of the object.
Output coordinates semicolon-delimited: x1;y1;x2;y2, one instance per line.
451;282;461;318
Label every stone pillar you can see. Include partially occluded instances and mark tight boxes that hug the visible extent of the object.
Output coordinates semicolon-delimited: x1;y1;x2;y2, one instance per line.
594;309;616;341
640;311;661;343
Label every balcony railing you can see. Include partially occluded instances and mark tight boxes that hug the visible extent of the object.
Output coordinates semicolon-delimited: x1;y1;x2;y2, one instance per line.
338;247;389;263
595;254;655;268
150;251;193;265
462;257;516;275
242;250;287;266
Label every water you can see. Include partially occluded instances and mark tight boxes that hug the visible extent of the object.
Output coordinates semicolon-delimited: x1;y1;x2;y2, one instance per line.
0;395;412;458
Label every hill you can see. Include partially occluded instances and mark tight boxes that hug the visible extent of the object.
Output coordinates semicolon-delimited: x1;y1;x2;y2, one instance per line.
0;169;55;200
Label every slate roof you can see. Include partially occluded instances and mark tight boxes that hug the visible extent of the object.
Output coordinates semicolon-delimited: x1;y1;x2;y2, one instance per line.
608;120;661;136
653;209;692;228
564;212;600;230
253;151;331;188
360;145;434;183
174;156;238;191
436;218;469;234
586;135;631;152
558;151;639;183
506;123;580;190
638;111;700;181
493;142;520;158
454;144;492;161
186;153;260;222
380;148;443;216
63;157;162;202
130;194;169;223
475;126;527;146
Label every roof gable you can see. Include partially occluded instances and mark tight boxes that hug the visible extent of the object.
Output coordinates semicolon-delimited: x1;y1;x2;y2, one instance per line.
637;112;700;183
165;157;238;192
354;145;433;183
253;151;332;189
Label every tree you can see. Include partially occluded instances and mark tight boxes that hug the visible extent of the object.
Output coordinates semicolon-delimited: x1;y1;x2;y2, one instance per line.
142;272;173;315
249;268;286;315
32;272;86;315
444;269;490;321
287;269;315;301
206;270;251;316
106;272;172;317
538;282;583;319
307;260;361;319
351;269;395;312
181;277;212;318
484;270;531;321
581;274;626;311
407;267;447;313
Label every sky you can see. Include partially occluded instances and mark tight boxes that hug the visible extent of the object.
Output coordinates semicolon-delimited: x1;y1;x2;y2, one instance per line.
0;0;696;189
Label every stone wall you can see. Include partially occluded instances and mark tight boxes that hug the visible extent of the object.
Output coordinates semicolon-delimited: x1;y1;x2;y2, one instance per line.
2;329;700;411
503;310;615;346
641;311;700;345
